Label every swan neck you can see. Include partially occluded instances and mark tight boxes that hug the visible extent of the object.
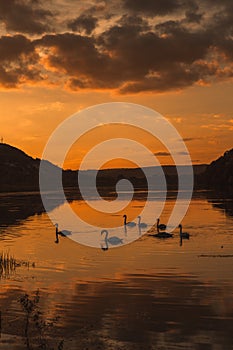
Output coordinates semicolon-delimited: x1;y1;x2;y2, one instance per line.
104;230;108;240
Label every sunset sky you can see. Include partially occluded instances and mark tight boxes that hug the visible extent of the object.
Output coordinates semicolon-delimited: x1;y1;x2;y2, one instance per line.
0;0;233;169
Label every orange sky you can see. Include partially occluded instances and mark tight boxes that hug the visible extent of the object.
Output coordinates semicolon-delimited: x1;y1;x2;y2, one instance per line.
0;0;233;169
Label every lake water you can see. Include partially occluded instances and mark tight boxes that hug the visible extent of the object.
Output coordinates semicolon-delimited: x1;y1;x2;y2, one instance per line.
0;191;233;350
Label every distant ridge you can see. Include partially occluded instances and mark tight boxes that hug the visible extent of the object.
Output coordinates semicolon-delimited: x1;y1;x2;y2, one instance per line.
205;149;233;194
0;143;232;193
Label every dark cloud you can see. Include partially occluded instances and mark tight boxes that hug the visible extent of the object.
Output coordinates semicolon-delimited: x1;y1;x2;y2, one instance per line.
103;20;211;65
119;61;218;94
0;35;41;88
183;138;200;142
0;0;52;34
154;152;170;156
117;15;150;30
184;10;203;23
32;13;227;93
35;33;116;89
97;21;214;93
123;0;182;16
67;14;98;35
202;0;233;7
122;0;201;17
0;35;34;61
203;3;233;61
0;0;232;93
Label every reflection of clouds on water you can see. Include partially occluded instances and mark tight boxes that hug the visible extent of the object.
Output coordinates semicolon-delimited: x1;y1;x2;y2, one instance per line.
0;193;232;349
15;274;231;350
1;273;233;349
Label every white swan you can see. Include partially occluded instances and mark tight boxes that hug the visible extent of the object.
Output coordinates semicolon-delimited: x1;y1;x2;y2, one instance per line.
55;223;71;237
157;218;166;232
179;224;190;239
137;216;147;228
123;214;136;227
101;230;123;246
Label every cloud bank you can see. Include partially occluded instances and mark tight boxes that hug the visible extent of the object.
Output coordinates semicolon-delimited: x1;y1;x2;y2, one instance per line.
0;0;232;93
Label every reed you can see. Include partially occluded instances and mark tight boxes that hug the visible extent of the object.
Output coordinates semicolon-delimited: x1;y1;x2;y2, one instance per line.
0;251;17;275
0;251;34;278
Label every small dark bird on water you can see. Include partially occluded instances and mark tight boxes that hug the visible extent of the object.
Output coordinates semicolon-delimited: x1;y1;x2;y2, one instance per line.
179;224;190;239
157;218;166;232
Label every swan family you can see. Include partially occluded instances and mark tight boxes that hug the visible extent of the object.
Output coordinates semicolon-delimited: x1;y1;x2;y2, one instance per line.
54;219;190;247
153;219;190;239
123;215;147;228
98;218;190;250
122;215;190;240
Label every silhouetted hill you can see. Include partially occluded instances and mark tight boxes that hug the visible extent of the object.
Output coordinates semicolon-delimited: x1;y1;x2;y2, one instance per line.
93;165;207;193
0;144;40;191
205;149;233;194
0;143;220;195
0;144;61;192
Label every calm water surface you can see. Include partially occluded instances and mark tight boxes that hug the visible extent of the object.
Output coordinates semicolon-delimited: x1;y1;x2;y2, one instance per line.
0;191;233;350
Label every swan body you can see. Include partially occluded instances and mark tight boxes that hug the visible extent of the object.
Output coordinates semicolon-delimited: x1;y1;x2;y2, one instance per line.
123;215;136;227
138;216;147;228
157;218;166;232
101;230;123;246
179;224;190;239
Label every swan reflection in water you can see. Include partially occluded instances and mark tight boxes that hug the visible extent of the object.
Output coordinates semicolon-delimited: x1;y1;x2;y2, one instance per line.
100;229;123;250
152;231;173;239
138;225;142;236
100;243;109;251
